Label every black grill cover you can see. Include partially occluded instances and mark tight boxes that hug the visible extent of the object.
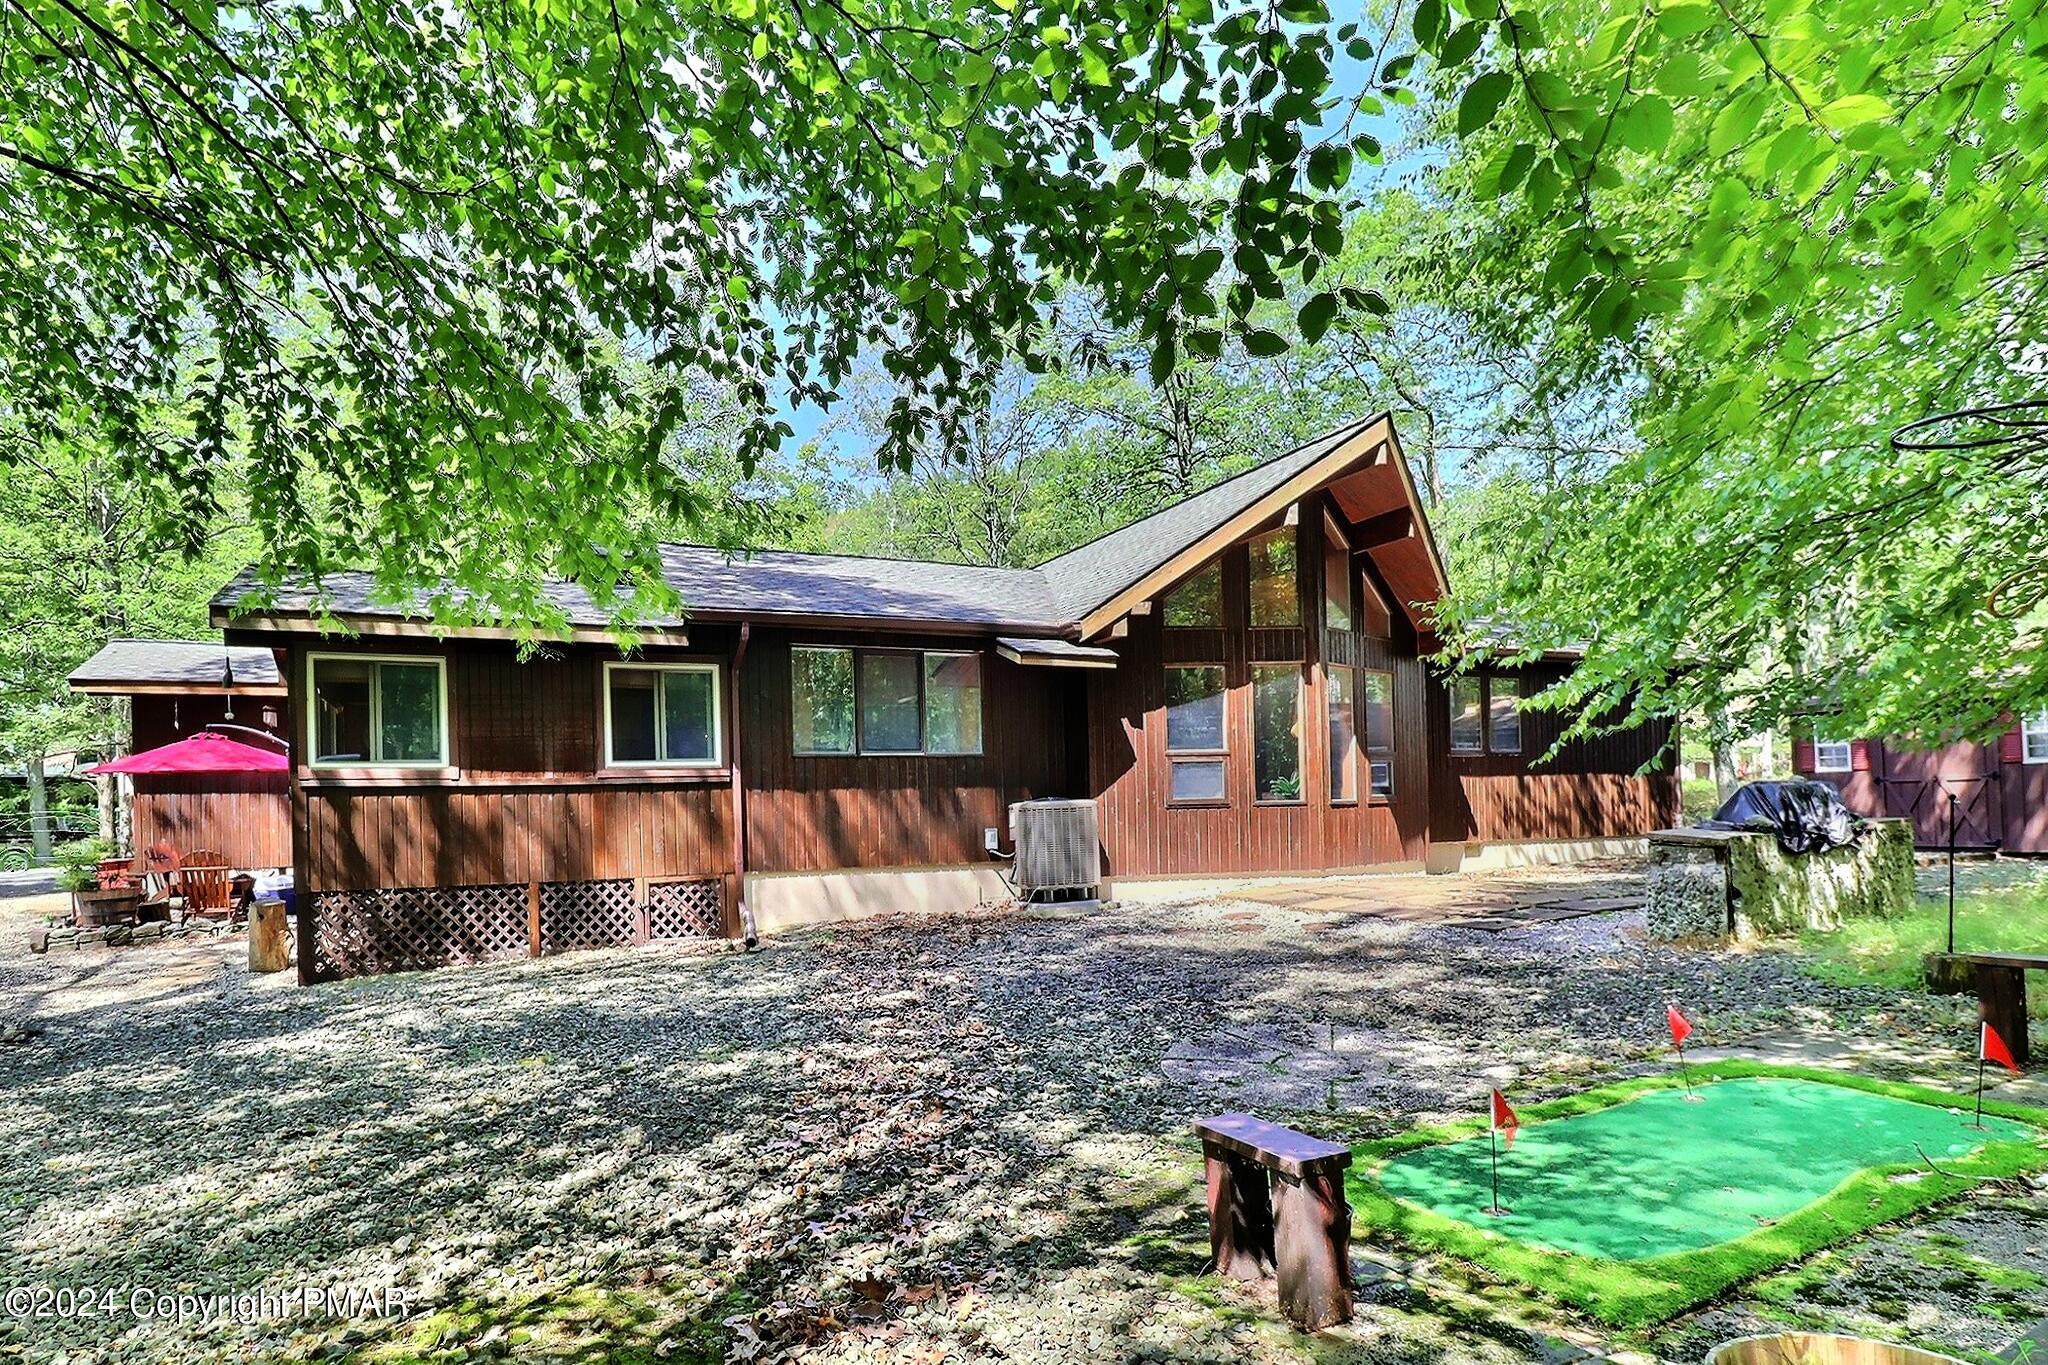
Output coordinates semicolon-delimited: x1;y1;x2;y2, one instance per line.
1700;779;1862;855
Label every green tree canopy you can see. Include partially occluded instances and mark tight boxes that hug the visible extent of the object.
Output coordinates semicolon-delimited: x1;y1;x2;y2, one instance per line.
1;0;1378;631
1407;0;2048;744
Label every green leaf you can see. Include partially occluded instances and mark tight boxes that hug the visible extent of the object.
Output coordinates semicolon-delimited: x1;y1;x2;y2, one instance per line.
1243;329;1289;357
1818;93;1893;129
1458;71;1515;137
1298;290;1338;344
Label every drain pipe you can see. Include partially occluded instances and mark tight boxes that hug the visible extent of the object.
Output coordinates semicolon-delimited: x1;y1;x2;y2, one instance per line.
729;623;758;947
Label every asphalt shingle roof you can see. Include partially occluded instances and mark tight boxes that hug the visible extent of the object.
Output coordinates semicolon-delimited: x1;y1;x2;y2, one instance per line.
69;639;282;690
212;415;1393;637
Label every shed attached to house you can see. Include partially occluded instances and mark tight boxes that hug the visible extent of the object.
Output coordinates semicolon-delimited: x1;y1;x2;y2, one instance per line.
67;639;292;869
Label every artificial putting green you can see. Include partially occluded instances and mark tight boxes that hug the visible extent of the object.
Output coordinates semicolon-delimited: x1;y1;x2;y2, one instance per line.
1347;1061;2048;1327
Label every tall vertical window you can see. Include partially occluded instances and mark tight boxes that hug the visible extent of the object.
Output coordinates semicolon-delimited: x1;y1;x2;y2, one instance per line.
1247;528;1300;627
1165;665;1227;802
858;652;923;753
1323;514;1353;632
1252;664;1303;801
1488;675;1522;754
1363;669;1395;798
922;652;983;756
1359;572;1393;638
1327;665;1358;803
2026;711;2048;764
309;654;447;767
1163;560;1222;627
791;647;856;754
605;663;720;767
1449;676;1484;753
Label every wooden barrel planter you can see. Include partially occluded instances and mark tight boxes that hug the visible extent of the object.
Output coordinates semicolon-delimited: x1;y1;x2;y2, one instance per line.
1707;1334;1969;1365
71;885;140;928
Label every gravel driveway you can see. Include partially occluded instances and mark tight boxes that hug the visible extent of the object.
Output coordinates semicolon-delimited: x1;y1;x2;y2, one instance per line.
0;869;2025;1364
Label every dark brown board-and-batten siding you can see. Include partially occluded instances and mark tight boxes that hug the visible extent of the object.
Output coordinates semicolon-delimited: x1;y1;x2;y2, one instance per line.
1424;661;1680;846
272;631;1088;895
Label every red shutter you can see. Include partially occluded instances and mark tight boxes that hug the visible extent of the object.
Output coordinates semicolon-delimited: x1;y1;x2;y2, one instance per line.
2000;726;2025;765
1792;740;1815;774
1850;740;1872;772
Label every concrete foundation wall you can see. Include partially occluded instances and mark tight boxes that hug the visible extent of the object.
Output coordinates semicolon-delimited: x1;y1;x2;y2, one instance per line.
745;865;1013;936
1424;837;1651;875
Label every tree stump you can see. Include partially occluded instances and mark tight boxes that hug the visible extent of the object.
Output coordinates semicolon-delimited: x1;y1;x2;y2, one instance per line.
248;902;292;974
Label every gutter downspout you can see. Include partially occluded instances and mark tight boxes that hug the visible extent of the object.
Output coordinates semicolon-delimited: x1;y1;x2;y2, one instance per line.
730;623;758;947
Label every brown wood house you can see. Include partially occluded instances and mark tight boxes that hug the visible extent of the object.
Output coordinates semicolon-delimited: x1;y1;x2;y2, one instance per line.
1794;719;2048;853
213;414;1679;983
67;639;292;869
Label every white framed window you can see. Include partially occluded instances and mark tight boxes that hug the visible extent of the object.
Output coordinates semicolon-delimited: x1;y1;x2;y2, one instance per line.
2023;711;2048;764
1813;738;1853;774
1449;676;1484;753
791;646;856;755
308;653;449;768
603;662;722;768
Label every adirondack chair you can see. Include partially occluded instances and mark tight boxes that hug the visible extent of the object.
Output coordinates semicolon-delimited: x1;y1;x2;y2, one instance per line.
137;842;180;919
177;849;235;921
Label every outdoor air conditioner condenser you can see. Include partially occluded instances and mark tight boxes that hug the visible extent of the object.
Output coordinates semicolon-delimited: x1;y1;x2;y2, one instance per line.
1007;798;1102;902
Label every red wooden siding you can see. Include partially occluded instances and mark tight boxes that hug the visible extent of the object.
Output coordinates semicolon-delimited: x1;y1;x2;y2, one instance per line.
1814;735;2036;851
271;632;1087;895
741;633;1085;872
123;694;291;869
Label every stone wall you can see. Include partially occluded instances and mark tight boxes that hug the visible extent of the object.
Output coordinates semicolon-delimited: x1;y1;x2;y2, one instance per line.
1646;819;1914;942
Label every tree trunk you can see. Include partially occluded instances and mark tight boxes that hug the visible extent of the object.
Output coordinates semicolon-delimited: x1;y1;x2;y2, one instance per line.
1707;704;1739;801
26;756;52;864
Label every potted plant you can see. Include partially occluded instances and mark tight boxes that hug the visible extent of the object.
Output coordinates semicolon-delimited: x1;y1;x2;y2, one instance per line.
57;839;135;926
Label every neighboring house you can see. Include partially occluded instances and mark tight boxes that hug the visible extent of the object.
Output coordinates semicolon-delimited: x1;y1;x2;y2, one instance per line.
1794;715;2048;852
212;414;1679;983
67;639;291;869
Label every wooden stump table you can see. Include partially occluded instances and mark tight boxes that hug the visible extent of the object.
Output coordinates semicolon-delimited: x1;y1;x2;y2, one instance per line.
1194;1112;1354;1330
1925;951;2042;1067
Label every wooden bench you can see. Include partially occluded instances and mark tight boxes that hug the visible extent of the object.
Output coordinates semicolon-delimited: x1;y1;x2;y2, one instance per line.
1925;951;2045;1066
1194;1112;1353;1330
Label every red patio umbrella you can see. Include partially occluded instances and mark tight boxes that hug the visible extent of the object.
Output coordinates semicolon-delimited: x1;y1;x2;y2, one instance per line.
85;731;288;775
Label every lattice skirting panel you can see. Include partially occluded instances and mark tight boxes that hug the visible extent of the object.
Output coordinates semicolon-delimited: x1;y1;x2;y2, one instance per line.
310;876;728;980
647;878;725;940
539;878;638;954
312;883;529;979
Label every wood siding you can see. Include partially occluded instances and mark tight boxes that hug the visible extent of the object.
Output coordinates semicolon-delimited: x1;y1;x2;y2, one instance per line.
1425;663;1680;845
1089;499;1434;878
127;693;291;868
1806;734;2047;852
741;633;1086;872
132;774;291;869
256;631;1088;897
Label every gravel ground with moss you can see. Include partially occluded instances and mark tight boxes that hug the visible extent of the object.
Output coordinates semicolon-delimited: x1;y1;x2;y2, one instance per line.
0;869;2040;1364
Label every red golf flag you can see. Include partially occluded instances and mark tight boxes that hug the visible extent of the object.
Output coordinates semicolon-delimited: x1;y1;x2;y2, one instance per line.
1982;1022;2022;1076
1490;1089;1520;1150
1667;1004;1694;1049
